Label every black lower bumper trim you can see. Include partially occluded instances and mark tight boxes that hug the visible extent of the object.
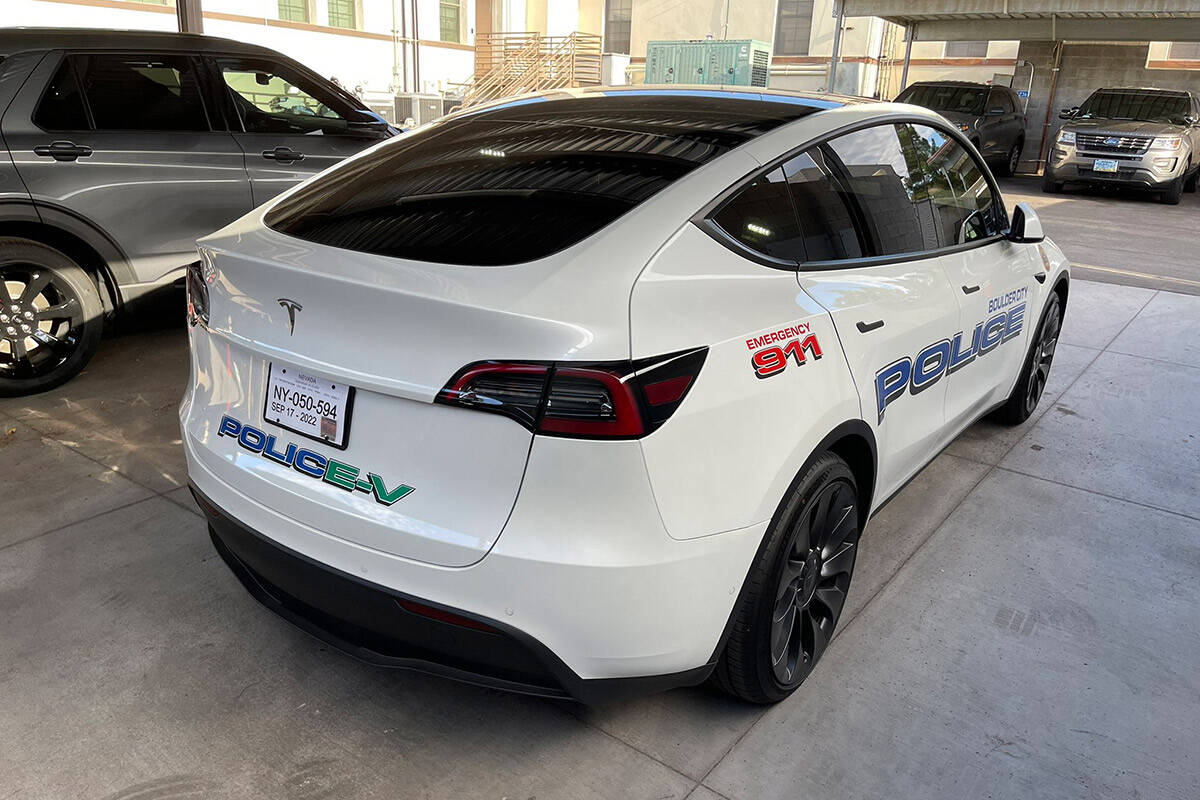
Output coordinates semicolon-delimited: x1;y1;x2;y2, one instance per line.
191;485;714;704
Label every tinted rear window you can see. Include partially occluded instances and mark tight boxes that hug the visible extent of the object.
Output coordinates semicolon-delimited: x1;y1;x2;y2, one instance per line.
264;94;824;265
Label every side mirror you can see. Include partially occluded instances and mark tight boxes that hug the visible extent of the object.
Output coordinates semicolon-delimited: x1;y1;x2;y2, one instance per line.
1008;202;1045;244
988;106;1005;116
1059;107;1078;119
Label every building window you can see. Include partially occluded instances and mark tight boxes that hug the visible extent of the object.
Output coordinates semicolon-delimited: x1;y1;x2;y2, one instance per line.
278;0;309;23
327;0;357;29
1168;42;1200;60
440;0;462;43
774;0;814;57
605;0;632;55
944;41;989;58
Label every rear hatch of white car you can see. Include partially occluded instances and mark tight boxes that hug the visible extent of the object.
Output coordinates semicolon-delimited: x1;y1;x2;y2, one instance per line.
183;89;822;567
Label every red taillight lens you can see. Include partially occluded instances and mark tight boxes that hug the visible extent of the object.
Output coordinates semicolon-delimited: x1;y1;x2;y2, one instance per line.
435;347;706;439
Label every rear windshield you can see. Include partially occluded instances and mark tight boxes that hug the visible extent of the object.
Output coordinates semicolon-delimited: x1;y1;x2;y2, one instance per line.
264;93;824;265
896;84;987;116
1077;90;1191;124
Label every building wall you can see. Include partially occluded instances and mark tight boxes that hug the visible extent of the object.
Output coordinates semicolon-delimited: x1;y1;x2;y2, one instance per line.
1020;40;1200;170
3;0;478;95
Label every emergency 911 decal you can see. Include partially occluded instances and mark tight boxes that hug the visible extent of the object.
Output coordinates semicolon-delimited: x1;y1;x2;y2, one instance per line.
748;322;823;379
876;300;1026;423
217;415;415;506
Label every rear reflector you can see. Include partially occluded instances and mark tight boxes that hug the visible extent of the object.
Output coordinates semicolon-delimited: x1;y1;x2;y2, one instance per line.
396;599;500;633
436;347;707;439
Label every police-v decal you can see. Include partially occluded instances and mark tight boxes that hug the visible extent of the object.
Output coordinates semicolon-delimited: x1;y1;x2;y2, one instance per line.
217;415;415;505
876;298;1027;423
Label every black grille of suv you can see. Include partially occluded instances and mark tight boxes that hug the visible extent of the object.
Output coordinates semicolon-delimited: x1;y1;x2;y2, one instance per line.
1075;133;1151;154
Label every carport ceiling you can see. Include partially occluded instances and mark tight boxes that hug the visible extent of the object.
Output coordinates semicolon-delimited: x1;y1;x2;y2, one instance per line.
843;1;1200;41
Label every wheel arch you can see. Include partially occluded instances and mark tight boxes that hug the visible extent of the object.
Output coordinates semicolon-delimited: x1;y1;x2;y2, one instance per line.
705;418;877;666
0;204;129;314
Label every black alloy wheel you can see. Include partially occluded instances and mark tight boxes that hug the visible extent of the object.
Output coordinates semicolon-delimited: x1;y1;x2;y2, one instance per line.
714;452;861;703
1007;141;1022;175
0;238;104;397
768;477;858;686
1023;292;1061;417
994;290;1063;425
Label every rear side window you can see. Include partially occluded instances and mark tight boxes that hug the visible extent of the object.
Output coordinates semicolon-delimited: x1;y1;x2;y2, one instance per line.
780;149;862;261
34;58;88;131
71;54;209;131
266;94;821;265
709;167;803;262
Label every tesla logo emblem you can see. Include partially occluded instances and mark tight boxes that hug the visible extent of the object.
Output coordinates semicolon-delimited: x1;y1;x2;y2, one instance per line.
1104;137;1120;146
277;298;302;335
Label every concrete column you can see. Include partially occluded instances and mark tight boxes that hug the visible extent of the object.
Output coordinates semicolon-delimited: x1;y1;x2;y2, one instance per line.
176;0;203;33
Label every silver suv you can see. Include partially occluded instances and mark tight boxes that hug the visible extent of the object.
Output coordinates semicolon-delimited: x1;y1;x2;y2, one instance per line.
0;29;393;396
1044;87;1200;204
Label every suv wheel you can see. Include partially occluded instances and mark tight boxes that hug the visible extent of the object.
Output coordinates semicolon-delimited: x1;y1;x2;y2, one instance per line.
993;291;1062;425
1184;164;1197;193
1041;173;1062;193
1161;177;1184;205
713;452;860;703
0;238;104;397
996;138;1023;177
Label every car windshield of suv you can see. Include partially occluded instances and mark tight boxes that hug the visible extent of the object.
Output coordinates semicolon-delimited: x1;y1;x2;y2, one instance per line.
1077;90;1191;124
896;85;988;116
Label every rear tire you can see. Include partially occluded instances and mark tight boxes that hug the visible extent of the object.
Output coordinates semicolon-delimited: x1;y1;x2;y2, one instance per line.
1161;177;1184;205
993;291;1062;426
713;452;860;704
0;237;104;397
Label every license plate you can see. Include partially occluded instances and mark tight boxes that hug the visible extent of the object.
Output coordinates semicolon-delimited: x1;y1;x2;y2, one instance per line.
263;363;354;449
1093;158;1119;173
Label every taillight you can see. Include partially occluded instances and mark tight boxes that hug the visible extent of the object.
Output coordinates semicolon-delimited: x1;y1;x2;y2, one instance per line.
436;347;707;439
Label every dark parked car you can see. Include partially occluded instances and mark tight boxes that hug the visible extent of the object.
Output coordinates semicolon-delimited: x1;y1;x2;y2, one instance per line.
1044;87;1200;204
894;81;1026;177
0;29;392;395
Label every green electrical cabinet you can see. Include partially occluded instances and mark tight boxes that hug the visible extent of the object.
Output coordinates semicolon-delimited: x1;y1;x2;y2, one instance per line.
645;39;771;87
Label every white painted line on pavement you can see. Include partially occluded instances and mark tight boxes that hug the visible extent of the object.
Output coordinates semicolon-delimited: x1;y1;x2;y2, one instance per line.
1072;262;1200;289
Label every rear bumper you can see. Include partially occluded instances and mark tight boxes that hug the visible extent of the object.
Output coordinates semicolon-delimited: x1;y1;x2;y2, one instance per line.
195;484;716;703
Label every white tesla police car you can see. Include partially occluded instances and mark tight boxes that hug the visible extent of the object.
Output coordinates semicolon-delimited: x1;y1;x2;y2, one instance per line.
181;87;1068;704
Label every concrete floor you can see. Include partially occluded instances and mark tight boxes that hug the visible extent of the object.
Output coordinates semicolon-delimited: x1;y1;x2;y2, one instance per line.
999;176;1200;295
1;277;1198;800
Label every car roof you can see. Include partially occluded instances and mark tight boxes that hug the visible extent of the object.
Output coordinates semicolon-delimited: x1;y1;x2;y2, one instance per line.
0;27;283;59
903;80;1004;90
1092;87;1192;96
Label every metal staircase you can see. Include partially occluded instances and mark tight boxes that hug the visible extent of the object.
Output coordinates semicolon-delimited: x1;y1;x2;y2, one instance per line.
460;31;602;108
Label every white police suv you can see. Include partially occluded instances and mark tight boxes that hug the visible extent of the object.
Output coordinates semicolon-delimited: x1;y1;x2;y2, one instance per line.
181;87;1068;704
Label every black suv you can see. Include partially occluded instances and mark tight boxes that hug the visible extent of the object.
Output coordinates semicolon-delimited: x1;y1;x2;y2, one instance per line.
0;29;393;395
895;81;1027;176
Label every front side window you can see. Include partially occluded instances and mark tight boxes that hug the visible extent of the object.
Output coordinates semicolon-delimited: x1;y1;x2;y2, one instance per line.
906;124;1004;246
710;167;803;262
218;59;350;135
34;58;88;131
70;54;209;132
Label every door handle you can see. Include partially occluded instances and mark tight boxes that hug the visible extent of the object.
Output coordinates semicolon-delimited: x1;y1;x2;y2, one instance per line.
1033;273;1047;284
856;319;885;333
962;284;981;294
33;141;93;162
261;146;304;163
